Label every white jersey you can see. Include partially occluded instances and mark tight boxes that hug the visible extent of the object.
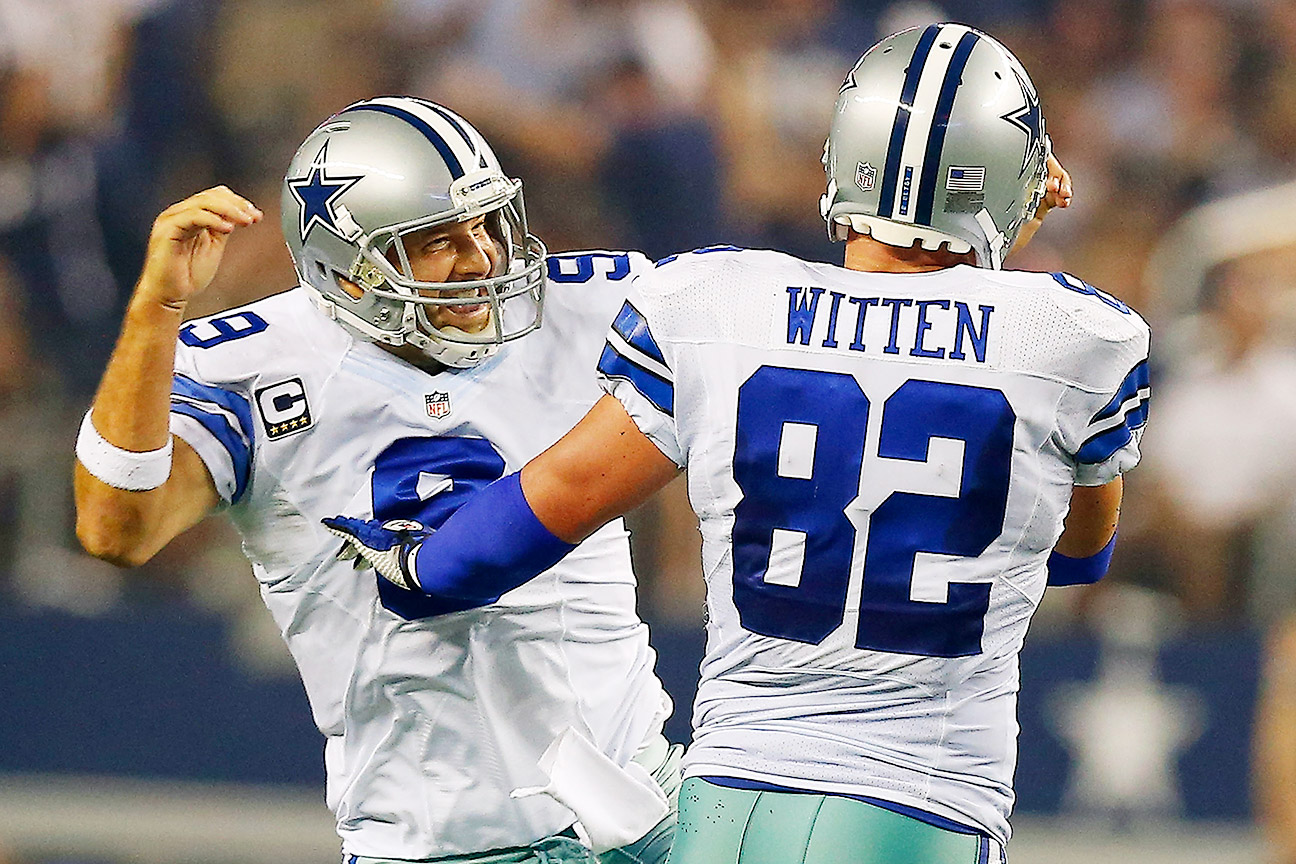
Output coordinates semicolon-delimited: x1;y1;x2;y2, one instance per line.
598;247;1149;844
170;251;669;858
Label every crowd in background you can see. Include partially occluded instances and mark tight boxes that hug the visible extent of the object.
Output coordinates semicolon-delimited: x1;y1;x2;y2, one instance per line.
2;0;1296;851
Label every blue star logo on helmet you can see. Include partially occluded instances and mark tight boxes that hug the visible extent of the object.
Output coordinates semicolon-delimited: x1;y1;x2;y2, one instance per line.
286;142;363;243
1001;67;1044;176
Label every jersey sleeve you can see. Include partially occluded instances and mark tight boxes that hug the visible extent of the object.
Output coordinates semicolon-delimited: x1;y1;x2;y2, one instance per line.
169;368;256;504
596;278;684;467
543;249;654;334
1056;304;1152;487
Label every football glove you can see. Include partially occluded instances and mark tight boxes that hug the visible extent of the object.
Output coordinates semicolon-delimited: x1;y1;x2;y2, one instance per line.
322;516;430;592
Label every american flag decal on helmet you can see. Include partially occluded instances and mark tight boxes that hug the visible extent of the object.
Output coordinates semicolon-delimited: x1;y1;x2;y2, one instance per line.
947;166;986;191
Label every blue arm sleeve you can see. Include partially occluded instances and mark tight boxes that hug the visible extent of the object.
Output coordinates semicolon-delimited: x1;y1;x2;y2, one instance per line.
1046;531;1117;586
410;471;577;604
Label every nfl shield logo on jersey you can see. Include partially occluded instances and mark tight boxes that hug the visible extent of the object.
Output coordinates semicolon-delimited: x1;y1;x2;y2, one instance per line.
425;391;452;419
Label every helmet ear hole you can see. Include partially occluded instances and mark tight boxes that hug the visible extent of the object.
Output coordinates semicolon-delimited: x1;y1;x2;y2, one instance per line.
336;274;365;301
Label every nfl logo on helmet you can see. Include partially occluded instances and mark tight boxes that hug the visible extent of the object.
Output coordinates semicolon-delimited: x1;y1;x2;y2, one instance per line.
425;391;452;419
855;162;877;192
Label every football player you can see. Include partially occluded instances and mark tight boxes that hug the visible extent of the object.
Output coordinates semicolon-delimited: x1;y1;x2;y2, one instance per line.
74;98;680;864
328;26;1145;863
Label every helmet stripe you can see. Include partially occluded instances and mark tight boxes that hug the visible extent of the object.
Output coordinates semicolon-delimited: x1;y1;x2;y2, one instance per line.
410;98;479;155
915;29;981;225
344;103;466;179
878;24;940;219
882;23;974;226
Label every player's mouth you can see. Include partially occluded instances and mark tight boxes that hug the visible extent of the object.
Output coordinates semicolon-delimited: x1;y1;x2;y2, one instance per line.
446;300;487;313
436;288;488;314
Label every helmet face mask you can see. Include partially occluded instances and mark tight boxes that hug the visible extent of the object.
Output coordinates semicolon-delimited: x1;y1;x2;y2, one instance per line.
820;24;1050;269
282;98;548;368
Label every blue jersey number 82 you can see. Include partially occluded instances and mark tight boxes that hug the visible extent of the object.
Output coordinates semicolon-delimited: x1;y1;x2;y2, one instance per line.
731;366;1015;657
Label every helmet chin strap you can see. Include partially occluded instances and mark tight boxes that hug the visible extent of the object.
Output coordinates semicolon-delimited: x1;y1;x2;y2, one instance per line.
406;318;501;369
299;281;501;369
974;209;1008;270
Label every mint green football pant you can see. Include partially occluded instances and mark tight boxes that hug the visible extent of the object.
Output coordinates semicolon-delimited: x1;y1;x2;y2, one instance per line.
664;779;1002;864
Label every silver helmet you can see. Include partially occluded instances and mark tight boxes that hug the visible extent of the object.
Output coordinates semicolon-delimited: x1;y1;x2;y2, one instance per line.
820;23;1049;269
281;96;547;367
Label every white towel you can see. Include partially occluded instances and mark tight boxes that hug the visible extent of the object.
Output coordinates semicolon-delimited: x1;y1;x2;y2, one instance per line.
512;727;669;854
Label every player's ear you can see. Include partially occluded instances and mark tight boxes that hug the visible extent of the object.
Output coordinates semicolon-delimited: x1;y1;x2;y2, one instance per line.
337;278;364;300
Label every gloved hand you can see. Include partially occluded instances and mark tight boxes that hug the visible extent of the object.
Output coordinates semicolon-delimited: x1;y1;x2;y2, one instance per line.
322;516;431;592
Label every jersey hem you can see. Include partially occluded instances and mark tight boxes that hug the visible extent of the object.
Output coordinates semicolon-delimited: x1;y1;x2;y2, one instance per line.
681;762;1006;844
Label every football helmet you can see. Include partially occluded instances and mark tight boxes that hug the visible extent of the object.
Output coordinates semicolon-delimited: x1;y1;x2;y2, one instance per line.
281;97;547;367
820;24;1049;269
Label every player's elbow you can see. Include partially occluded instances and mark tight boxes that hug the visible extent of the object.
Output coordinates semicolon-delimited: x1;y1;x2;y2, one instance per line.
73;473;160;568
75;512;156;568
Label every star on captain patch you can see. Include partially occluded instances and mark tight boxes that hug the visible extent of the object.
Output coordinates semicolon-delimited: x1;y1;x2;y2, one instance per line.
425;391;452;420
285;142;363;243
855;162;877;192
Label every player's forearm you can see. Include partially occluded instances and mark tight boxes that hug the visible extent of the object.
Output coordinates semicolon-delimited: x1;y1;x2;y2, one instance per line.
523;394;681;543
1054;476;1121;557
401;472;577;604
1256;621;1296;863
87;292;186;449
74;292;189;565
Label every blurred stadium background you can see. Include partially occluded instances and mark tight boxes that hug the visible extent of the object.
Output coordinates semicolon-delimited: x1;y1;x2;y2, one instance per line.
1;0;1294;861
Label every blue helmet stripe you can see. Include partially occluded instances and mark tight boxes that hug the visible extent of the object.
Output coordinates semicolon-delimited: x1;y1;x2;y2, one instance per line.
345;103;465;178
878;24;940;219
597;342;674;416
411;98;478;155
915;29;981;225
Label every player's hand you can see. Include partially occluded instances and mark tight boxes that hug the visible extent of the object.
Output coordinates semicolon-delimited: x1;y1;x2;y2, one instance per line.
1011;145;1073;255
322;516;432;592
136;186;263;312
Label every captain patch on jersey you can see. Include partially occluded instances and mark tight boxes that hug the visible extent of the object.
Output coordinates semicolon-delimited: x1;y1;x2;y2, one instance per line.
256;377;313;439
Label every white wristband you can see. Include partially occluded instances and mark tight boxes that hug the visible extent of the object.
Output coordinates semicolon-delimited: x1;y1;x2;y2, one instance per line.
76;409;173;491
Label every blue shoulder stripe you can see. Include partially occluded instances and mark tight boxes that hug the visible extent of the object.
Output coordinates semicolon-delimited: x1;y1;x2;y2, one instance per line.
1076;407;1146;464
610;301;667;365
1090;360;1150;424
170;374;254;502
598;342;674;416
1077;362;1150;465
